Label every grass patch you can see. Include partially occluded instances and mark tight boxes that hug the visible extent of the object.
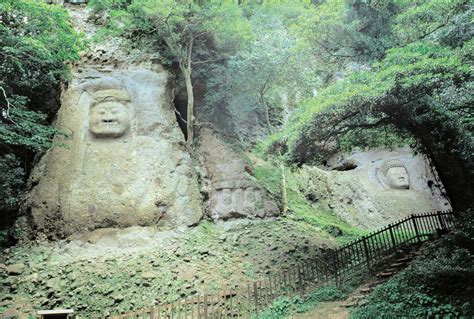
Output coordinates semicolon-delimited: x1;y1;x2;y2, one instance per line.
255;284;353;319
253;162;366;245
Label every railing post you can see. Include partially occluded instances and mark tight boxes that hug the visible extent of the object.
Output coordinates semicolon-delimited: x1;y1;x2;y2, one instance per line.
150;305;154;319
362;237;371;272
437;211;446;229
411;215;421;242
332;251;340;285
203;295;208;319
297;266;304;298
253;282;259;316
388;224;397;253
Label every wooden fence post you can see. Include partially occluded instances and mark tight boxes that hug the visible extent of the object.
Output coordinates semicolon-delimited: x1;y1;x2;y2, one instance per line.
388;224;397;253
150;305;154;319
411;215;421;242
203;295;208;319
362;237;371;272
196;295;200;319
332;251;339;285
297;266;304;298
253;282;259;316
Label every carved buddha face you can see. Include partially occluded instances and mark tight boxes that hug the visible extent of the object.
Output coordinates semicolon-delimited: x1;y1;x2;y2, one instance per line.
89;90;131;138
386;166;410;189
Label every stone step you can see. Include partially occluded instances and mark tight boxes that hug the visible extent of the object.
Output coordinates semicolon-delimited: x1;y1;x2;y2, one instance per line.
384;268;399;273
340;301;358;308
390;262;405;268
396;256;412;263
359;287;373;294
377;271;396;278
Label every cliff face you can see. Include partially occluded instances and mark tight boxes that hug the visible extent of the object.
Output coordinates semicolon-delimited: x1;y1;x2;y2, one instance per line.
12;4;448;240
22;64;203;239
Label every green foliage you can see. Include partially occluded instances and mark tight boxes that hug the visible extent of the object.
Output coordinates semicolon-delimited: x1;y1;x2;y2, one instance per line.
256;296;293;319
0;0;85;92
338;126;413;153
0;104;66;152
90;0;251;63
295;0;400;66
282;35;473;208
0;0;85;152
351;212;474;318
203;2;319;141
295;284;349;313
88;0;130;12
0;0;84;215
393;0;471;46
0;154;25;210
260;0;472;171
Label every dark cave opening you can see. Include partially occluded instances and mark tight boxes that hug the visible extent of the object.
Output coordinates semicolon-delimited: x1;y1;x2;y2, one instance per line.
173;88;188;140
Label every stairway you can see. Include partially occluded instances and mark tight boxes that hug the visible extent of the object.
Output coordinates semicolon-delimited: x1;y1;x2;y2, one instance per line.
340;249;421;308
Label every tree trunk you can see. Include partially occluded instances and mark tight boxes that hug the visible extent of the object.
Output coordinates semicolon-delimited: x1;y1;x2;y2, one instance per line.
280;163;288;214
181;65;194;148
420;140;473;211
180;38;194;149
263;101;272;133
259;91;272;133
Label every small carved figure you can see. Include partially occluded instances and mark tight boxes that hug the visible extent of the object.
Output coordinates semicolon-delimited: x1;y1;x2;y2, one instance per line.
379;159;410;189
89;89;131;138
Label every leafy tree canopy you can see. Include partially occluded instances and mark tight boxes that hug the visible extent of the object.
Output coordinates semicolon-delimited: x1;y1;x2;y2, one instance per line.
276;0;473;209
0;0;85;212
0;0;85;152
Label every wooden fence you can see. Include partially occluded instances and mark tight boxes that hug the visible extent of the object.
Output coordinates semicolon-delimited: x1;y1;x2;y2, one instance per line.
101;211;455;319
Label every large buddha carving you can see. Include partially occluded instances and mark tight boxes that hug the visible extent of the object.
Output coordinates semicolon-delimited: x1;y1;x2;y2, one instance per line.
23;67;203;239
379;159;410;190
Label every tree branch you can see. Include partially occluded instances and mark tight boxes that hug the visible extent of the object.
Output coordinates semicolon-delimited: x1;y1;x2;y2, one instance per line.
0;86;19;126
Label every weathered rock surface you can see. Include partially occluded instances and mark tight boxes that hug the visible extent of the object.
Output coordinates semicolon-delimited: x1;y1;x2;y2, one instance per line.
197;128;280;221
5;263;25;276
301;147;451;229
23;64;203;239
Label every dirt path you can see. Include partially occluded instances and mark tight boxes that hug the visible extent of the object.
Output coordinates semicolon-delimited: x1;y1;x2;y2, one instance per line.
289;301;350;319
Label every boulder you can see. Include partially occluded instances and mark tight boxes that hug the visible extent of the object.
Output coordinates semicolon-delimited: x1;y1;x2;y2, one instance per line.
5;264;25;276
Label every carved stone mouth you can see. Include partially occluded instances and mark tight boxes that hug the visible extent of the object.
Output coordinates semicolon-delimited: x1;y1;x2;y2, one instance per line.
101;119;117;124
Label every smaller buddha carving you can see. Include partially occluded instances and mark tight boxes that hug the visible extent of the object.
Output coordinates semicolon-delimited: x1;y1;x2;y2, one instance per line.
379;159;410;190
89;89;131;138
